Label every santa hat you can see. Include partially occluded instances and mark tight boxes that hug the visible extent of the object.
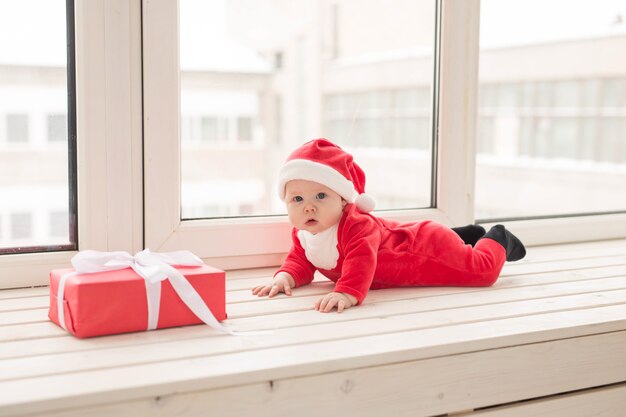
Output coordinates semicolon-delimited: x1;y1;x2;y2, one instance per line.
278;139;376;213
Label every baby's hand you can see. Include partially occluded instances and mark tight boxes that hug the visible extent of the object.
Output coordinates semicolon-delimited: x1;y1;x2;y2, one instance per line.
252;272;295;298
315;292;357;313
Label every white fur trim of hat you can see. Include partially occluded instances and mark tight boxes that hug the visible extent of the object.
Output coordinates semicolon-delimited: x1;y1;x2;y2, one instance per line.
278;159;358;203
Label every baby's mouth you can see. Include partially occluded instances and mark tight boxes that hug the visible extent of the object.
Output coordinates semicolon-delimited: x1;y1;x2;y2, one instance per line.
305;219;318;226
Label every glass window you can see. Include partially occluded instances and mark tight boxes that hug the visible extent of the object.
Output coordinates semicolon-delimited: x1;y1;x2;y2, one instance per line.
237;117;253;142
476;0;626;219
6;114;29;143
49;210;68;237
200;117;221;142
179;0;437;218
0;0;76;253
602;79;626;108
10;212;32;240
47;113;67;142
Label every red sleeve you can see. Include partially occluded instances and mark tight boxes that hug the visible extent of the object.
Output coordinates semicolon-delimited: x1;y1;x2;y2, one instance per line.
333;208;381;304
275;227;316;287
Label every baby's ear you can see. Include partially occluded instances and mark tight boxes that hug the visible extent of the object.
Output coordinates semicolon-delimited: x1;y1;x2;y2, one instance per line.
341;199;348;208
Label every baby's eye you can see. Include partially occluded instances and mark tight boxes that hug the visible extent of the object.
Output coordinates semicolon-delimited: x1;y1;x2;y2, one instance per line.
316;192;327;200
292;196;303;203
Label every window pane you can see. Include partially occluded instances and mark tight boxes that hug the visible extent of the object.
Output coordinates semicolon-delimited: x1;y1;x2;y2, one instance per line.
476;0;626;219
47;113;67;142
180;0;436;218
0;0;75;252
6;114;29;143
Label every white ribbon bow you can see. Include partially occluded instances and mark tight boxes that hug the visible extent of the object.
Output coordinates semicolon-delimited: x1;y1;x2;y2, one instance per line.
57;249;237;335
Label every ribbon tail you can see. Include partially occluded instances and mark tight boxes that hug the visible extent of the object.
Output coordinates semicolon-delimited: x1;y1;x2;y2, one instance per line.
154;262;241;335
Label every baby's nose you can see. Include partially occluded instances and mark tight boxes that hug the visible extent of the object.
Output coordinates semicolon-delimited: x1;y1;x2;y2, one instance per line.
304;204;316;213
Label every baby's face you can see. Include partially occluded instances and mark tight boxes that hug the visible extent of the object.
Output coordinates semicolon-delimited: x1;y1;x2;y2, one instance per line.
284;180;346;234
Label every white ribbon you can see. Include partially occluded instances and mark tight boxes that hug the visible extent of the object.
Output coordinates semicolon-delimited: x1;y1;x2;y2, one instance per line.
57;249;241;335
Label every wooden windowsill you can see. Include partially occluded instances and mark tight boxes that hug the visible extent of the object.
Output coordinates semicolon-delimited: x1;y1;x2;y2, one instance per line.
1;239;626;416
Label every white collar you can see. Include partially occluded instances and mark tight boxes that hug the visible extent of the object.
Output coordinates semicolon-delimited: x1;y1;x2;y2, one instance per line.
297;223;340;270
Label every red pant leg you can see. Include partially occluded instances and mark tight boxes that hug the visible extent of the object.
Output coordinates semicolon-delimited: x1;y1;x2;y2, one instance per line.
407;222;506;287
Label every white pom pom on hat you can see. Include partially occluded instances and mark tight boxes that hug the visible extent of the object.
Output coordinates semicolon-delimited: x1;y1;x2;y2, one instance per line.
354;193;376;213
278;139;376;213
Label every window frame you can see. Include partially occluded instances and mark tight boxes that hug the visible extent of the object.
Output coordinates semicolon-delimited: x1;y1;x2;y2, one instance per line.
0;0;143;288
143;0;626;269
142;0;477;269
2;0;626;288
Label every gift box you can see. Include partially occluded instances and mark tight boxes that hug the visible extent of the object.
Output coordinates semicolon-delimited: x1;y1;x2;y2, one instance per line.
49;250;227;338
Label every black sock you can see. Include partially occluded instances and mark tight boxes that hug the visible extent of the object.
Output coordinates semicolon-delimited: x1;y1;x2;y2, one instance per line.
452;224;486;246
482;224;526;262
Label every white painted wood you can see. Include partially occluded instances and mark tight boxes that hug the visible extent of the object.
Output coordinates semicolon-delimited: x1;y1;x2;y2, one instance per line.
0;308;49;325
3;286;626;370
0;296;49;312
508;237;626;257
469;383;626;417
5;269;625;328
1;239;626;416
18;383;626;417
501;253;626;275
2;254;625;328
0;251;73;289
76;0;143;253
0;322;65;343
142;0;182;253
436;0;481;226
483;213;626;247
1;327;625;417
0;287;48;300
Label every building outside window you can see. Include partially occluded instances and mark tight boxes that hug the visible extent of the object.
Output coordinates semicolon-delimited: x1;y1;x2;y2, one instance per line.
476;0;626;219
6;114;29;143
10;212;32;240
47;113;67;143
0;0;75;254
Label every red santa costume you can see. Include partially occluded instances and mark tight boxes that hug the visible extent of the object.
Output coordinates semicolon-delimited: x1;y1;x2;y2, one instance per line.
276;139;525;305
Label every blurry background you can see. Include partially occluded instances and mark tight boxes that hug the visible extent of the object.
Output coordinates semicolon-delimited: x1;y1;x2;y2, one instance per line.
179;0;626;220
1;0;625;250
0;0;70;251
179;0;436;219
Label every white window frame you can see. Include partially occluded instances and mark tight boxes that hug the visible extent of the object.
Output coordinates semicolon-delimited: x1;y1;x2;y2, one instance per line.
142;0;472;269
143;0;626;269
3;0;626;288
0;0;143;288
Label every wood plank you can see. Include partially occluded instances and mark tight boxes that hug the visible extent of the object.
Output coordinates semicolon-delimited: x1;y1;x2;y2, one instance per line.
0;305;626;386
521;238;626;257
0;238;621;299
0;322;66;342
3;287;626;374
227;275;626;317
2;259;624;314
0;296;51;313
0;286;48;300
2;271;625;330
0;309;48;326
500;254;626;275
19;381;626;417
228;286;626;332
4;276;624;350
1;327;625;417
513;243;626;264
469;383;626;417
225;267;278;280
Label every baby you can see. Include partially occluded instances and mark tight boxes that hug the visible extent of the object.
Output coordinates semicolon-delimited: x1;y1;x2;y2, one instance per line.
252;139;526;313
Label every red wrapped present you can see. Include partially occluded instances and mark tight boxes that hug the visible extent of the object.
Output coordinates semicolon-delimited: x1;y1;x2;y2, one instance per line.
49;250;227;338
